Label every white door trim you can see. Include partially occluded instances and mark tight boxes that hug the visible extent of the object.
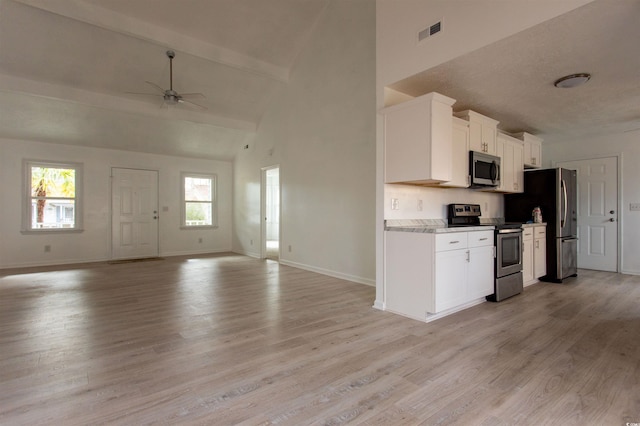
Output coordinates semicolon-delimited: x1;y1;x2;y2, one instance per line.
260;165;281;260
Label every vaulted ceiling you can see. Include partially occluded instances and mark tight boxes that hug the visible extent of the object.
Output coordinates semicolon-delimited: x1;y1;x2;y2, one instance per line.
1;0;638;161
0;0;328;160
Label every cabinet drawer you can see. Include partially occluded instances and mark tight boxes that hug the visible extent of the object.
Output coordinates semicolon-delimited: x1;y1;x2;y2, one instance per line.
534;226;546;238
468;230;494;248
523;228;534;240
435;232;468;252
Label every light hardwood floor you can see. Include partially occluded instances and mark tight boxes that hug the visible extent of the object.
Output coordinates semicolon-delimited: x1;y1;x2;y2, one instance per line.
1;254;639;425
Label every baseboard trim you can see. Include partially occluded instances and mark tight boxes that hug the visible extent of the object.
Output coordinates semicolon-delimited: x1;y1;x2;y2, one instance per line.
278;259;374;287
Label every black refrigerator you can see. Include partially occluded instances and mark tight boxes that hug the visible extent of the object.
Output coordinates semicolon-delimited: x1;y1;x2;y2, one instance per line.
504;168;578;283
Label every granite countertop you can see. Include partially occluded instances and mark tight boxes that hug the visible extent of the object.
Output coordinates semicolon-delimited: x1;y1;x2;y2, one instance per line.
522;222;547;228
385;219;496;234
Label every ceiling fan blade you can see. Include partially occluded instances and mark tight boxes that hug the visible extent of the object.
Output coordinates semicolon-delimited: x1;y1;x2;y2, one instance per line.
179;98;207;110
179;92;206;99
125;91;162;97
145;81;166;94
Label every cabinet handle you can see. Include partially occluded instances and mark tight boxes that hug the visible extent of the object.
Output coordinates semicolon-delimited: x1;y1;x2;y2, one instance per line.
479;237;488;241
466;250;470;262
450;240;460;244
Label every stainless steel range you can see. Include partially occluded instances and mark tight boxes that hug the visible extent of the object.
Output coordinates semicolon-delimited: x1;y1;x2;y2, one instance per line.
448;204;523;302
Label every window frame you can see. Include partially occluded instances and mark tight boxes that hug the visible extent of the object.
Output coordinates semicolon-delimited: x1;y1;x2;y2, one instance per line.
22;159;84;234
181;172;217;229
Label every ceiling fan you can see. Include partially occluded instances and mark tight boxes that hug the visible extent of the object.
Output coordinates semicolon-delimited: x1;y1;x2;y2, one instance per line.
128;50;206;110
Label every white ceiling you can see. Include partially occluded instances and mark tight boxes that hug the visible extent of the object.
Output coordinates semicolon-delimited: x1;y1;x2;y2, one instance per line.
0;0;638;161
390;0;640;142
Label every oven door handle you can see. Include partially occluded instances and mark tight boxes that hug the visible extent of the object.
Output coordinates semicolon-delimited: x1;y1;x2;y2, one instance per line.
497;228;523;234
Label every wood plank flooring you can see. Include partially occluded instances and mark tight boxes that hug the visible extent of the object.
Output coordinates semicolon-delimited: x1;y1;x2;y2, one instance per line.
1;253;639;425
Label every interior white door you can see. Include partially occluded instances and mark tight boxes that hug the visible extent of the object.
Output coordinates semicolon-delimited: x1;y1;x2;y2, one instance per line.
557;157;618;272
111;168;159;260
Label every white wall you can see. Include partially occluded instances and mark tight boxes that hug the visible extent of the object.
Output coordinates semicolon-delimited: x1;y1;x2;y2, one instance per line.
384;185;503;220
0;138;232;268
544;132;640;275
232;0;376;285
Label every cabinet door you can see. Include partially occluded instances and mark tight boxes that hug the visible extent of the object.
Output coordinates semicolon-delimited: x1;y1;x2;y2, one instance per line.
524;139;542;168
522;236;535;285
512;141;524;193
434;249;468;313
482;123;497;155
468;120;484;153
444;119;470;187
501;138;515;192
468;245;495;299
534;237;547;279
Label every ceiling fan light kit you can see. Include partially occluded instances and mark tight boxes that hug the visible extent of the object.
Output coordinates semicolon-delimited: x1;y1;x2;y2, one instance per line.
554;73;591;88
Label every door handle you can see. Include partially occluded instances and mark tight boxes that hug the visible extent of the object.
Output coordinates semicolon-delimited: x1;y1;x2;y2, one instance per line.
610;210;615;214
609;218;615;222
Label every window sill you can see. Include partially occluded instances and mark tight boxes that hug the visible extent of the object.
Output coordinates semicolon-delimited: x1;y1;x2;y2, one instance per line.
180;225;218;231
21;229;84;235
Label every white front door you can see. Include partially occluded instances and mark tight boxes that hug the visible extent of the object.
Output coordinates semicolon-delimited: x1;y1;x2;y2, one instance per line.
111;168;159;260
557;157;618;272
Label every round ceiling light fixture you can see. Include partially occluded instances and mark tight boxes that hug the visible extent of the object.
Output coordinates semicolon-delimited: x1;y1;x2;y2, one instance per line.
554;73;591;88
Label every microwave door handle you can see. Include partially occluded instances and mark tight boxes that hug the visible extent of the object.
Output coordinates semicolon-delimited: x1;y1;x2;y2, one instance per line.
491;161;499;183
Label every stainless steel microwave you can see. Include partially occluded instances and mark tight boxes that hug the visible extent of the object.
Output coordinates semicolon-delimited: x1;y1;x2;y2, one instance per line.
469;151;500;187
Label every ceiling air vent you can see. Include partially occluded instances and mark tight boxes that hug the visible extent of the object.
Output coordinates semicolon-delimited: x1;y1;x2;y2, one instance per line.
418;20;442;42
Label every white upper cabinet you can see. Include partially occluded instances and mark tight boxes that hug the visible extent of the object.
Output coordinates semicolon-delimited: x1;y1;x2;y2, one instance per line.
454;110;499;155
514;132;543;168
496;132;524;193
382;92;456;185
441;117;470;188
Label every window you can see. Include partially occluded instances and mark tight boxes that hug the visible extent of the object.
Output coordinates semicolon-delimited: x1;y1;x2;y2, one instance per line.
23;160;83;232
181;173;216;228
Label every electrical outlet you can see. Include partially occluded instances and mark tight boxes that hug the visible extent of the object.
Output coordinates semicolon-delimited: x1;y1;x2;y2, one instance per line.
250;239;253;245
630;203;640;211
44;245;51;252
391;198;399;210
417;199;423;211
288;245;292;252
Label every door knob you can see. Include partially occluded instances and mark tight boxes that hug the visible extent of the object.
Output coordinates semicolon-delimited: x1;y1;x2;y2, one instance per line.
609;218;615;222
610;210;615;214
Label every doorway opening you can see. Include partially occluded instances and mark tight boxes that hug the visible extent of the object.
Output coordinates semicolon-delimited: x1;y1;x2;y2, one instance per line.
261;166;280;260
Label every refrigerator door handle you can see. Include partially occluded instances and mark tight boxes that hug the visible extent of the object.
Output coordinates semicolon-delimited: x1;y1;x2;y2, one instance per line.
561;178;568;228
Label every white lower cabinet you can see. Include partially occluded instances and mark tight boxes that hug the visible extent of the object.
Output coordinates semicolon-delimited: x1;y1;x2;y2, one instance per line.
534;226;547;279
385;229;495;321
522;224;546;286
433;249;468;312
522;228;535;285
467;244;495;299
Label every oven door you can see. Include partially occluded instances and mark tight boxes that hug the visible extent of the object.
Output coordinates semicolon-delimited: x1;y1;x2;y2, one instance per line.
496;229;523;277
